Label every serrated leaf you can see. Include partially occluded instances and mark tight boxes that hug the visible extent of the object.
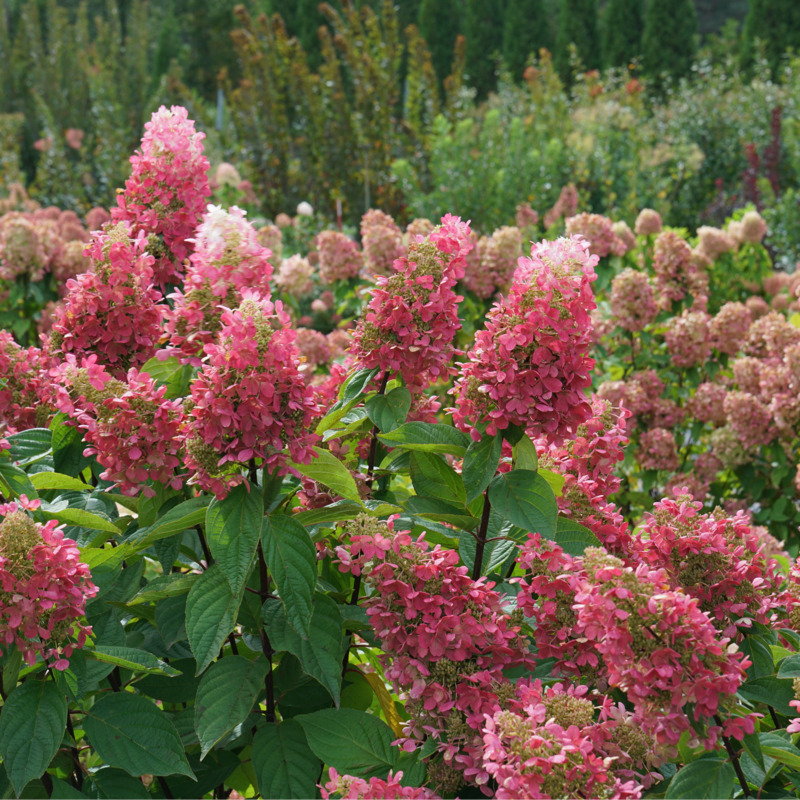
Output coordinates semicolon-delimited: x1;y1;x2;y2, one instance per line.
195;656;270;758
291;447;361;502
378;422;469;457
263;594;343;705
297;708;398;780
0;462;37;501
206;482;263;597
262;515;317;638
513;434;538;471
462;433;502;504
51;414;90;477
760;734;800;770
487;469;557;539
139;355;193;399
136;659;201;703
29;472;89;492
293;501;363;527
85;646;181;676
0;679;67;796
127;497;210;551
128;573;198;605
86;767;151;799
410;450;466;504
6;428;52;466
83;693;195;779
341;367;380;403
665;757;734;799
365;387;411;433
403;495;477;530
252;720;321;799
778;653;800;679
539;468;565;497
155;594;188;650
555;516;601;555
739;676;796;716
42;507;118;533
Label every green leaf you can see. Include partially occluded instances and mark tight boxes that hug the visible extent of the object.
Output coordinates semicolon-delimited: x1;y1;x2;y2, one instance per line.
262;515;317;639
263;594;343;705
378;422;470;457
136;660;201;703
291;447;361;503
195;656;270;758
139;355;193;399
778;653;800;679
555;516;601;556
49;776;88;799
539;469;565;497
739;676;796;716
42;507;118;534
487;469;558;539
51;414;90;477
207;483;263;597
297;708;398;780
84;693;195;779
0;680;67;797
366;387;411;433
293;501;363;527
513;434;538;471
127;497;210;551
760;734;800;771
403;495;477;530
410;451;466;504
29;472;89;492
252;720;321;799
86;767;151;799
129;572;198;606
6;428;51;466
462;433;502;504
0;462;37;501
85;646;181;676
341;367;380;403
665;757;735;799
186;565;241;675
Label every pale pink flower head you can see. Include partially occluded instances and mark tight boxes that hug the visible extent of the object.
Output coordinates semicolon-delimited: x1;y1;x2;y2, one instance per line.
723;391;774;450
294;327;331;367
361;209;404;277
0;213;47;282
544;183;579;229
452;236;597;442
112;105;211;285
180;294;320;498
464;226;523;298
610;268;657;332
49;222;164;376
0;502;97;669
652;230;705;307
688;382;727;425
213;162;241;188
275;254;314;297
85;207;110;232
697;226;737;260
745;310;800;360
612;220;637;251
710;302;751;355
351;215;471;393
0;333;49;431
565;212;628;258
316;230;363;283
634;208;662;236
740;210;768;243
321;769;439;800
515;202;539;230
406;218;435;239
637;427;679;471
664;310;711;368
257;224;283;261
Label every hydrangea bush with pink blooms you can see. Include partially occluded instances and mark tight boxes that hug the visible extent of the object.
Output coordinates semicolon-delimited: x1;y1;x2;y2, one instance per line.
4;108;800;800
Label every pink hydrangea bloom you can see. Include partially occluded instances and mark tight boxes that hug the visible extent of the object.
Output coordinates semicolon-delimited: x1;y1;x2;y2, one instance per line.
697;226;737;260
0;213;47;282
515;203;539;229
637;428;679;471
407;218;435;239
543;184;579;229
112;105;211;285
165;205;273;363
745;311;800;359
612;221;637;251
710;302;751;355
652;231;707;308
257;224;283;261
361;209;404;277
0;500;97;670
740;210;768;243
316;230;364;283
351;215;471;393
50;356;185;497
463;226;523;299
275;254;314;297
180;294;320;498
688;382;727;425
610;268;657;332
565;213;627;258
452;236;597;442
746;295;770;320
634;208;662;236
664;310;711;368
0;333;50;431
49;222;164;376
321;769;439;799
294;327;331;367
723;391;774;450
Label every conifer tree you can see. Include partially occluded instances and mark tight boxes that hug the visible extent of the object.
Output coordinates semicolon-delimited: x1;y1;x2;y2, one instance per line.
641;0;697;82
741;0;800;77
418;0;461;85
554;0;600;84
295;0;327;70
503;0;553;80
602;0;643;68
465;0;505;99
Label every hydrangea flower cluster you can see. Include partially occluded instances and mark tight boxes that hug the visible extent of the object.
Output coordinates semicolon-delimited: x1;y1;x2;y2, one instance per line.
565;213;628;258
50;355;185;497
321;770;439;800
634;208;662;236
165;205;273;363
739;210;768;243
351;215;471;393
49;222;164;375
696;226;737;260
464;226;523;299
361;209;404;277
664;310;711;368
0;499;97;669
407;218;435;239
709;302;752;355
0;333;50;431
275;254;314;298
612;220;637;251
294;328;331;367
610;268;658;332
515;203;539;229
316;230;364;283
637;427;679;471
652;230;708;308
543;184;578;229
180;294;319;498
687;382;727;425
112;105;211;285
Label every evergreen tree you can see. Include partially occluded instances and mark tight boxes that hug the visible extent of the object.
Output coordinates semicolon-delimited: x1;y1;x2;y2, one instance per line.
418;0;461;85
464;0;505;99
554;0;600;84
741;0;800;77
602;0;643;68
503;0;552;80
295;0;327;70
641;0;697;83
271;0;297;35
